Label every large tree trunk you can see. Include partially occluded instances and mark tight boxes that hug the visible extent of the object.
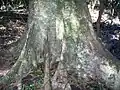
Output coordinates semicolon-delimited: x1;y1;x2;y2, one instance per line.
1;0;120;90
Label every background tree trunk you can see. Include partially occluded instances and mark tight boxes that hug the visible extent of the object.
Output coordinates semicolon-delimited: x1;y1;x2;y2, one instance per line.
96;0;104;36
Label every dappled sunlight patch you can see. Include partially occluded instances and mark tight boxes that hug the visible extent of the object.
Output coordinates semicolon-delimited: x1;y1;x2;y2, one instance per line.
56;18;64;40
0;69;9;76
100;61;118;87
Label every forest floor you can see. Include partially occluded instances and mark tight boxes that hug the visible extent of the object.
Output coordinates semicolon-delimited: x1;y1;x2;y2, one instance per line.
0;12;27;76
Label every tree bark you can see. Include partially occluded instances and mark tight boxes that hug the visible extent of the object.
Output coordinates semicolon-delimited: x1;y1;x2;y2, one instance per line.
43;28;52;90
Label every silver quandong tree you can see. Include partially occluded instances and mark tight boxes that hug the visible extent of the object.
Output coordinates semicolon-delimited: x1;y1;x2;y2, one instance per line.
1;0;120;90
